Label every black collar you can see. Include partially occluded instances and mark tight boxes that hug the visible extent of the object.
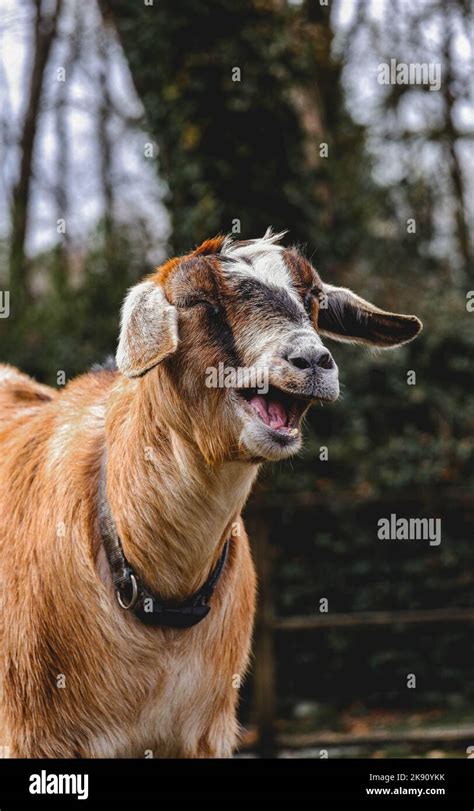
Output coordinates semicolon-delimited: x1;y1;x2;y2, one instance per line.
98;467;229;629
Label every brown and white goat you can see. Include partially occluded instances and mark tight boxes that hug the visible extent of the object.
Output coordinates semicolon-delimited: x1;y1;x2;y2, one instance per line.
0;231;421;757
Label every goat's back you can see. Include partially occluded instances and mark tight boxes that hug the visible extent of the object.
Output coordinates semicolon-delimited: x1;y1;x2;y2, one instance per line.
0;364;57;426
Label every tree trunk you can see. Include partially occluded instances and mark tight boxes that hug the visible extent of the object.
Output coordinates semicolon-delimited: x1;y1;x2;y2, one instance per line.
9;0;63;311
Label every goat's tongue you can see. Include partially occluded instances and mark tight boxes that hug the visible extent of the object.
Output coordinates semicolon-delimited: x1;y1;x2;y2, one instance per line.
249;394;287;430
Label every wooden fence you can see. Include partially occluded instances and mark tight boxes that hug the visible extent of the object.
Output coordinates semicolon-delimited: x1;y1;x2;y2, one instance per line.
246;514;474;757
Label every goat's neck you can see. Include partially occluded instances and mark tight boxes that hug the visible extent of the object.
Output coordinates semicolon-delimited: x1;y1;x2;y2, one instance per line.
104;375;258;600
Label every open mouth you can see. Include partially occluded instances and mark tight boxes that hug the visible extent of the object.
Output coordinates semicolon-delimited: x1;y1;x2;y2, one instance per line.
238;385;310;437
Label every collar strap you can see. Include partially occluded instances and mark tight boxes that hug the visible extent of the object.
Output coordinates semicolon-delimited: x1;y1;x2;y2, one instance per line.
98;467;229;629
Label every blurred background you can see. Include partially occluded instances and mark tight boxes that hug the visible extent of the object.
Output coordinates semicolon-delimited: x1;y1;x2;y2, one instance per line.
0;0;472;757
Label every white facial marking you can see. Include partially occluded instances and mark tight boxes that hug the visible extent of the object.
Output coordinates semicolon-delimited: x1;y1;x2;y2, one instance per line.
220;229;307;365
221;229;297;298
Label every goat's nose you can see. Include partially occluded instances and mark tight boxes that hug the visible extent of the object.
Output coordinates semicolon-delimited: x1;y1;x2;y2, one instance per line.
285;346;335;371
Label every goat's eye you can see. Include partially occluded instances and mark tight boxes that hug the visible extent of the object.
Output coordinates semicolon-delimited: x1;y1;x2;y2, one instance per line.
178;297;221;317
179;297;211;309
304;286;320;315
304;292;314;314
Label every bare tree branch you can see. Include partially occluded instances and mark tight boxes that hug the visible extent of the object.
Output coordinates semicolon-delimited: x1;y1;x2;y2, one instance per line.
8;0;63;306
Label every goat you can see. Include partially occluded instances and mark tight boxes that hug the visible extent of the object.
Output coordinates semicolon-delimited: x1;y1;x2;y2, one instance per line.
0;231;422;757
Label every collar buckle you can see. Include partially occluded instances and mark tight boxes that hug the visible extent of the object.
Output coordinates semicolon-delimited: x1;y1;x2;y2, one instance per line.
116;573;139;610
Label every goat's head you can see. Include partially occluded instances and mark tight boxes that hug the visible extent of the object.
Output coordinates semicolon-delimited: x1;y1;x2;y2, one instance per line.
116;231;422;464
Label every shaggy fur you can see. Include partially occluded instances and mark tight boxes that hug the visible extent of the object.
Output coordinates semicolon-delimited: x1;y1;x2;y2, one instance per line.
0;232;421;758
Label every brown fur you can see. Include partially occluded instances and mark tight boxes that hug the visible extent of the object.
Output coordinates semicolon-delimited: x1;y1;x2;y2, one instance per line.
0;234;421;758
0;360;257;757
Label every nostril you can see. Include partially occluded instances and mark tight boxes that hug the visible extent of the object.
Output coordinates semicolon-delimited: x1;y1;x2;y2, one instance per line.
317;351;334;370
288;354;312;370
285;348;335;372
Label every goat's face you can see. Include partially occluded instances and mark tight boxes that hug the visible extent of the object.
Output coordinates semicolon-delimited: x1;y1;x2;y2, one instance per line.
117;232;422;464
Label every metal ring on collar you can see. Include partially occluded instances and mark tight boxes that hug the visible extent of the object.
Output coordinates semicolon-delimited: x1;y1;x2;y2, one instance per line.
116;574;138;610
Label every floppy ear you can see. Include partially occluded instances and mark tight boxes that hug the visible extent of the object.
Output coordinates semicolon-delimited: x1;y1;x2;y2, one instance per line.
317;284;422;348
116;281;178;377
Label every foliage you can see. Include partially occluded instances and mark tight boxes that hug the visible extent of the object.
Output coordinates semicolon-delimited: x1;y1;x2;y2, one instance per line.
105;0;375;258
0;225;148;384
255;292;474;715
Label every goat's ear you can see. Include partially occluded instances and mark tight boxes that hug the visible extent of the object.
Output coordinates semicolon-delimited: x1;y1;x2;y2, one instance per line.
317;284;422;348
116;281;178;377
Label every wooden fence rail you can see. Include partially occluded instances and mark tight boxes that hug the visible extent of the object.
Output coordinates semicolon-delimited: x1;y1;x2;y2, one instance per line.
247;516;474;758
275;607;474;631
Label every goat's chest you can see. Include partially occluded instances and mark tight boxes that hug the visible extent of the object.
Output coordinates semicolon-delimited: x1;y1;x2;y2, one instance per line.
121;622;237;757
